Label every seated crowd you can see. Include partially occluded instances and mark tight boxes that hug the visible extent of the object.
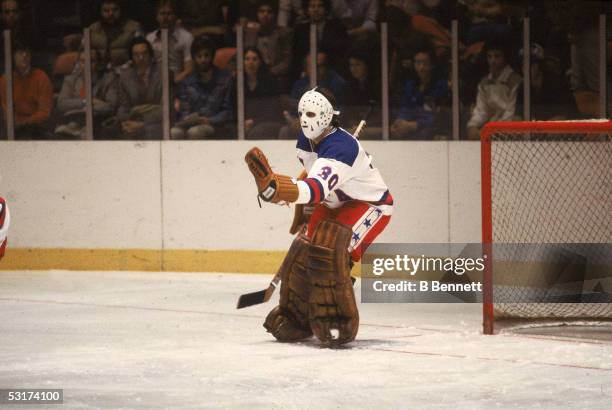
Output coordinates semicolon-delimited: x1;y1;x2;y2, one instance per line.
0;0;608;140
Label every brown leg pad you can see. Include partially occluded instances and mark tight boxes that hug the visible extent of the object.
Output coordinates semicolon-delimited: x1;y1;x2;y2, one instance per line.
263;234;313;342
307;219;359;346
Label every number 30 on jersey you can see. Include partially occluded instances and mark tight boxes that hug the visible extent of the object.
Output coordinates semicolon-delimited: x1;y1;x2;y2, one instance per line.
317;166;339;190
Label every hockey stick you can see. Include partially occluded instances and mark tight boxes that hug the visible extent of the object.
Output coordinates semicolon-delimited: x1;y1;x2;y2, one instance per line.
352;100;375;139
236;113;370;309
354;119;366;137
236;236;296;309
236;266;356;309
236;275;280;309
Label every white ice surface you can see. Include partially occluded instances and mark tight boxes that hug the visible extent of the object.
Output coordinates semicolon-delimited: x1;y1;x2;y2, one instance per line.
0;271;611;409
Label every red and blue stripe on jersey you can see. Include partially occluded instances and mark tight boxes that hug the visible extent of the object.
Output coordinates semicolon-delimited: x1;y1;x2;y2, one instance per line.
303;177;325;203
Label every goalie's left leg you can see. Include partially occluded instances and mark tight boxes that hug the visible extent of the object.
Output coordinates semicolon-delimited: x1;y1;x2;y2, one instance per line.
263;235;313;342
307;219;359;346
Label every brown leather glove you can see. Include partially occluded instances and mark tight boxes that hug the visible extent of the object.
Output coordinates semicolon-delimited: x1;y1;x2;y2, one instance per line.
245;147;299;204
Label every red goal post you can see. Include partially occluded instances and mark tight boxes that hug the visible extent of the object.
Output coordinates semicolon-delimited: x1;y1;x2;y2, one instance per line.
481;120;612;335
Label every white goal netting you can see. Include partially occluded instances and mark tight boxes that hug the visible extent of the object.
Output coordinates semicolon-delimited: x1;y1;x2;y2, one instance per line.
485;123;611;320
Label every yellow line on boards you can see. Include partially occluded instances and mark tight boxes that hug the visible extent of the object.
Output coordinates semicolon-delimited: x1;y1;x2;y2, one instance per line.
0;248;282;274
0;248;363;275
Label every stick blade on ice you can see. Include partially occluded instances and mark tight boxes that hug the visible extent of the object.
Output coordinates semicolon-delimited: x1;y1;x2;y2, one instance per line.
236;288;272;309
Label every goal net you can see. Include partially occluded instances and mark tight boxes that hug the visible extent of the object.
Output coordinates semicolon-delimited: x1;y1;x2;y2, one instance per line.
480;121;612;334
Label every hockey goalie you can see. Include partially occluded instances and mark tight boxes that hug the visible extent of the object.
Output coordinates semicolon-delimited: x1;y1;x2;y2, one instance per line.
245;87;393;346
0;197;9;260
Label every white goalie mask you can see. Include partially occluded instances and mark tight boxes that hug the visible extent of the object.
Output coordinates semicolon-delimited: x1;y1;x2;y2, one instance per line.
298;89;340;140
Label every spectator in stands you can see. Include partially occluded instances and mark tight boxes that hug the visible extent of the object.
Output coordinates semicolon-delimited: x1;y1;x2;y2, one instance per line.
0;42;53;139
389;45;416;104
146;0;193;83
53;34;82;81
0;0;35;72
0;0;31;44
412;0;453;58
460;0;511;46
384;0;420;16
391;47;449;139
526;43;576;120
237;0;261;23
384;5;451;103
385;1;453;68
172;36;234;139
455;1;525;107
332;0;378;41
343;48;381;138
243;46;283;139
466;40;521;140
277;0;307;27
280;51;345;139
178;0;228;47
565;1;612;118
244;0;293;91
291;0;349;83
290;51;346;107
89;0;143;68
0;0;17;29
55;49;118;139
115;37;162;139
416;0;452;28
124;0;158;32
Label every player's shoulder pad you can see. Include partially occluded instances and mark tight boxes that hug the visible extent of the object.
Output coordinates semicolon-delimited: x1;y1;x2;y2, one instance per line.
296;131;312;152
316;128;359;167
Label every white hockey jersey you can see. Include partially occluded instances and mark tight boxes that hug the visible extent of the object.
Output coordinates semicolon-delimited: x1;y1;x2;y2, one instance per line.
295;128;393;214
